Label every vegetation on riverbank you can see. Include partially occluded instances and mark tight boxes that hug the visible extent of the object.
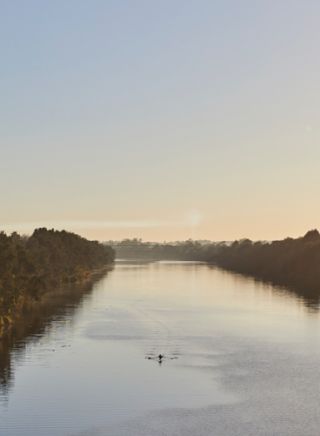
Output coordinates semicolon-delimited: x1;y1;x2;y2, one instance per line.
110;230;320;301
0;228;114;337
108;238;213;261
0;269;111;394
208;230;320;297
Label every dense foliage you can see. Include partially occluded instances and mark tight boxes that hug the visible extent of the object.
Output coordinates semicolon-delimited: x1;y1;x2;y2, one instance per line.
208;230;320;295
0;228;114;334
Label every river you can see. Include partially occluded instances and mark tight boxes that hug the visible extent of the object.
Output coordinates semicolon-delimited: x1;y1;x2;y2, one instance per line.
1;260;320;435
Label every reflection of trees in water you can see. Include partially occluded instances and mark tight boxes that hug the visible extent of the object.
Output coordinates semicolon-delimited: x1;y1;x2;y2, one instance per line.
270;285;320;313
0;335;13;396
208;264;320;313
206;230;320;313
0;268;113;397
112;232;320;313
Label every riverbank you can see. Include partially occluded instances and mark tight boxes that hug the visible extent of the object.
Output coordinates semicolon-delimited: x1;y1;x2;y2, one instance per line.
0;266;113;393
0;228;114;339
208;230;320;304
110;230;320;304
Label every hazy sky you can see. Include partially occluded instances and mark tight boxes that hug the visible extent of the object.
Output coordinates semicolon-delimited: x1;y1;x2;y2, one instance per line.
1;1;320;241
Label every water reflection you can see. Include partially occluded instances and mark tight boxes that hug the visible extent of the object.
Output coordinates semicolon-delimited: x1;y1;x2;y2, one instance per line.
1;262;318;398
1;261;320;436
0;268;113;397
207;265;320;313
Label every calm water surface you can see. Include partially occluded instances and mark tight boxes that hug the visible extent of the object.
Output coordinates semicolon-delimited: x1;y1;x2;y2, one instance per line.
1;261;320;436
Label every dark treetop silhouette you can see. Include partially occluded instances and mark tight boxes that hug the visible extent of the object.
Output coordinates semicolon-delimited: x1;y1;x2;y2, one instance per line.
0;228;114;338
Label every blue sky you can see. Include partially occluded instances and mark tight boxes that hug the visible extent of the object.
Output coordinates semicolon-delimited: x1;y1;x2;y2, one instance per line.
1;1;320;240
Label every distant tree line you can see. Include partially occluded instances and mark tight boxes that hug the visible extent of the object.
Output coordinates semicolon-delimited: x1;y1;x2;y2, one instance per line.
108;238;217;261
0;228;114;337
110;230;320;300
